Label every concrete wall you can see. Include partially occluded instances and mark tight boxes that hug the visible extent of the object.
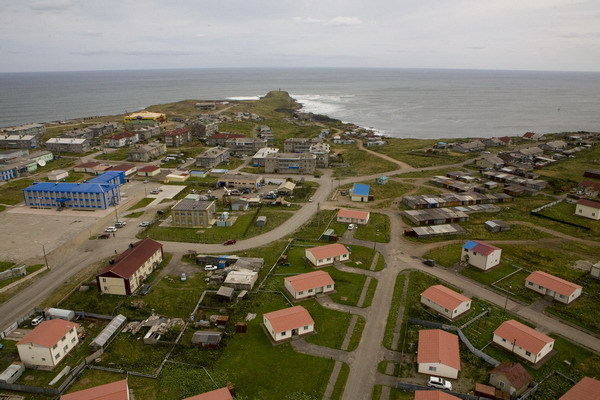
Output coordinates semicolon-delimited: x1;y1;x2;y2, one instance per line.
98;276;127;296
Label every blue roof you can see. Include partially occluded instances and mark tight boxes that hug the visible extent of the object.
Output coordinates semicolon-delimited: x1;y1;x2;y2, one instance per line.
463;240;478;250
352;183;370;196
87;171;124;184
23;182;118;193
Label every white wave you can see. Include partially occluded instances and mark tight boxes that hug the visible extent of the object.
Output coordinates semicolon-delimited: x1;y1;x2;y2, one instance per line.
291;93;353;116
226;96;261;101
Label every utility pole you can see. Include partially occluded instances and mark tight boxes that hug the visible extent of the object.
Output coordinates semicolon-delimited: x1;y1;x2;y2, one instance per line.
42;243;49;271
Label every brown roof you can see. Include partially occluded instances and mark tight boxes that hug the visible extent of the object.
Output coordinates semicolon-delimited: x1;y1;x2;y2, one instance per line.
285;271;334;292
17;319;79;348
263;306;314;333
138;165;160;172
559;377;600;400
109;163;136;171
490;362;532;391
414;391;461;400
421;285;470;311
577;198;600;209
98;238;163;279
183;387;233;400
60;379;129;400
337;209;370;220
209;133;245;139
417;329;461;371
494;320;554;354
76;162;100;168
108;132;137;140
306;243;350;261
526;271;582;297
580;180;600;191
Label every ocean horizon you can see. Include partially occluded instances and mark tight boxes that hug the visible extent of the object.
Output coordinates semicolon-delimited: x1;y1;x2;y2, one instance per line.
1;67;599;139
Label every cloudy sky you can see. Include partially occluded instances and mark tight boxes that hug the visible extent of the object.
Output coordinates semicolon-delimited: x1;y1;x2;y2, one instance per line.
1;0;599;72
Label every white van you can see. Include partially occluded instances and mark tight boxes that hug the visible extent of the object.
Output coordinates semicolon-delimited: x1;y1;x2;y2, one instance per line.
348;224;356;230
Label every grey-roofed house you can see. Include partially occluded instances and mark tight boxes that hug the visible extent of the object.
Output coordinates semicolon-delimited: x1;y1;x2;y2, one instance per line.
453;141;485;153
192;331;223;348
216;286;235;301
171;199;217;228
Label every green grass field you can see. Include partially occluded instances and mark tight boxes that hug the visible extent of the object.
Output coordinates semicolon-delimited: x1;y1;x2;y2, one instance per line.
370;138;474;168
332;143;398;178
0;178;33;205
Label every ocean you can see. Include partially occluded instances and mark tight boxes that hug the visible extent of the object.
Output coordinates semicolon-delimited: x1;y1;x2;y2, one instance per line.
1;68;599;139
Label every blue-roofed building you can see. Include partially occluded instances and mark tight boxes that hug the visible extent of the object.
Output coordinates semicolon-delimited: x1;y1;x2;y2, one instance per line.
461;240;502;270
86;171;125;186
23;181;121;210
351;183;371;202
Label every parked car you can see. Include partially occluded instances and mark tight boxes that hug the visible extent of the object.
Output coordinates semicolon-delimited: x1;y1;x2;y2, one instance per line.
423;259;436;267
98;233;111;239
427;376;452;391
115;221;127;228
223;239;237;245
139;284;152;296
105;226;117;232
308;197;314;202
139;221;150;227
150;189;160;194
156;210;165;215
180;273;187;282
31;315;45;326
348;224;356;230
204;265;218;271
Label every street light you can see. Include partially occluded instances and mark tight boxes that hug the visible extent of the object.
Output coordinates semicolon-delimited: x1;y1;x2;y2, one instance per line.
35;241;50;271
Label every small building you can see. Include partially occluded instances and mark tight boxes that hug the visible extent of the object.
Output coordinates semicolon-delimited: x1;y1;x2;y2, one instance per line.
171;199;217;228
284;270;335;300
559;377;600;400
417;329;461;379
166;171;189;182
493;320;555;364
376;176;389;185
263;306;315;343
17;319;80;369
476;156;505;169
414;391;461;400
575;199;600;220
109;163;137;177
256;215;267;227
60;379;130;400
584;169;600;180
231;199;249;211
579;180;600;197
305;243;351;267
223;270;258;290
192;331;223;348
351;183;371;202
47;169;69;181
591;262;600;280
420;285;471;319
196;147;231;168
484;220;510;233
461;240;502;270
216;286;235;302
489;362;533;398
96;238;163;296
337;209;370;225
523;132;545;141
137;165;161;177
45;138;91;153
218;174;262;189
183;387;234;400
277;181;296;194
524;271;583;304
0;363;25;384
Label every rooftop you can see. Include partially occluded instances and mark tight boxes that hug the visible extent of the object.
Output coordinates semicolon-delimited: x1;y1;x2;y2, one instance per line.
172;199;215;212
490;362;532;390
494;320;554;354
306;243;350;260
414;391;461;400
60;379;129;400
18;319;79;348
559;377;600;400
285;271;334;292
421;285;470;311
417;329;461;370
98;238;163;280
263;306;314;334
526;271;582;297
351;183;370;196
577;198;600;209
462;240;501;256
183;387;233;400
337;209;370;220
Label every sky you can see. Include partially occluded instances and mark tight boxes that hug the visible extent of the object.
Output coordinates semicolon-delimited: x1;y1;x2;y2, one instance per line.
1;0;600;72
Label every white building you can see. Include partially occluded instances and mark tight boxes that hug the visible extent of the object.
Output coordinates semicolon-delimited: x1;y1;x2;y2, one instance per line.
17;319;80;369
575;199;600;220
493;320;555;364
47;169;69;181
263;306;315;343
591;262;600;280
223;270;258;290
284;270;335;300
417;329;461;379
305;243;351;267
420;285;471;319
336;209;370;225
524;271;583;304
461;240;502;270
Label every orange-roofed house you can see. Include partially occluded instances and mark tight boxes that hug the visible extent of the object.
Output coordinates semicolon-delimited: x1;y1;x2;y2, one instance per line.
137;165;161;177
525;271;583;304
305;243;350;267
96;238;163;296
17;319;79;369
284;270;335;300
461;240;502;270
414;390;461;400
559;376;600;400
263;306;315;342
183;387;233;400
420;285;471;319
493;320;554;364
61;379;130;400
336;209;370;225
417;329;461;379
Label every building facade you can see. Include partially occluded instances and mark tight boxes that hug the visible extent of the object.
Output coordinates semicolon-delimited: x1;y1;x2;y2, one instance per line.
45;138;91;153
17;320;79;369
493;320;554;364
171;199;217;228
305;244;351;267
284;271;335;300
23;182;121;210
0;135;39;149
461;240;502;270
196;147;230;168
264;153;317;174
127;143;166;162
263;306;315;342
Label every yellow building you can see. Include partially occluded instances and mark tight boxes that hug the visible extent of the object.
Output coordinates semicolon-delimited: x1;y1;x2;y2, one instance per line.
17;319;79;369
124;111;166;124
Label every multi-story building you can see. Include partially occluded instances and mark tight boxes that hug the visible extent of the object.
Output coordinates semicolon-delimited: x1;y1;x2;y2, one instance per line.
309;142;330;167
196;147;230;168
225;137;267;155
217;174;262;189
283;138;323;153
133;125;161;140
23;181;121;210
171;199;217;228
206;133;245;147
17;319;79;369
251;147;279;167
0;135;39;149
264;153;316;174
105;132;139;148
190;119;218;139
164;128;192;147
3;123;46;137
45;138;91;153
127;143;166;162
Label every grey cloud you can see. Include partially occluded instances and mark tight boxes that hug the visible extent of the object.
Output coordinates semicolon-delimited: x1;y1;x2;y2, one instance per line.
555;32;600;39
30;0;73;12
293;16;363;26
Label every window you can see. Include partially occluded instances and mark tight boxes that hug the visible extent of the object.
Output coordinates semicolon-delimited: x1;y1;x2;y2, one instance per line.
428;366;437;371
55;353;61;359
53;344;58;349
102;278;106;283
298;291;304;295
499;381;505;388
308;289;313;293
281;331;286;336
525;351;531;356
444;308;448;312
527;281;533;286
71;337;76;343
64;345;69;352
326;285;332;288
502;338;506;342
41;358;46;361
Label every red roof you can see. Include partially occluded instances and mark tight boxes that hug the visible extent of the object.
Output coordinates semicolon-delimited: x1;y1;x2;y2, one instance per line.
76;162;100;168
337;209;370;220
421;285;470;311
109;163;136;171
417;329;461;371
306;243;350;261
490;362;532;391
285;271;334;292
108;132;137;140
580;180;600;191
97;238;163;279
60;379;129;400
559;377;600;400
577;198;600;209
463;240;501;256
415;391;461;400
494;320;554;354
164;127;190;136
183;387;233;400
138;165;160;172
526;271;582;297
209;133;245;139
17;319;79;348
498;136;512;143
263;306;314;333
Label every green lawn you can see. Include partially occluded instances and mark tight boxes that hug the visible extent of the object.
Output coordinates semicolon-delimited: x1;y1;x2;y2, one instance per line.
395;167;471;179
545;275;600;334
124;211;144;218
537;143;600;183
304;300;355;350
330;362;350;400
332;143;398;178
127;197;155;210
353;213;391;243
0;178;34;205
293;209;337;241
97;148;129;161
0;264;45;289
0;261;16;272
538;200;599;231
341;180;414;205
328;268;377;308
370;138;475;168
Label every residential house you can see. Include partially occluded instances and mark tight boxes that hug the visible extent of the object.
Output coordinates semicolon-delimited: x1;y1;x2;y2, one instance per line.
498;136;513;145
524;271;582;304
559;377;600;400
522;132;544;141
164;128;192;147
264;153;317;174
196;147;231;168
106;132;139;148
206;133;246;147
133;125;161;140
475;156;505;169
284;270;335;300
251;147;279;167
336;209;370;225
3;123;46;137
45;138;91;153
137;165;161;177
576;199;600;220
579;180;600;197
263;306;315;343
305;243;351;267
191;331;223;348
60;379;130;400
489;362;533;397
218;174;262;189
17;319;79;369
539;140;567;152
493;320;554;364
0;134;39;149
96;238;164;296
453;141;485;153
420;285;471;319
351;183;371;202
417;329;461;379
482;137;505;147
225;137;267;155
519;147;544;157
461;240;502;270
127;143;166;162
183;387;233;400
414;392;461;400
283;138;323;153
171;199;217;228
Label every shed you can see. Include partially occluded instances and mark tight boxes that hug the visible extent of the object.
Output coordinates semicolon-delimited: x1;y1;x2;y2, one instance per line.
256;216;267;227
0;363;25;384
320;228;338;242
277;181;296;194
216;286;235;302
376;176;388;185
223;270;258;290
192;331;223;348
231;200;249;211
46;308;75;321
48;169;69;181
350;183;371;202
484;220;511;233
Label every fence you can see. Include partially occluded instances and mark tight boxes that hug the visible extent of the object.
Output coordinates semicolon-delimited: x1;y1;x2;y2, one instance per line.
531;199;590;230
0;308;37;340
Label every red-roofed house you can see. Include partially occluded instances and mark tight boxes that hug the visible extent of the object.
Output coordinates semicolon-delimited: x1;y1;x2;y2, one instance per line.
415;391;461;400
461;240;502;270
336;209;370;225
164;128;192;147
489;362;533;397
420;285;471;319
17;319;80;369
106;131;139;148
525;271;583;304
576;198;600;220
61;379;130;400
417;329;461;379
579;180;600;197
559;376;600;400
74;161;101;173
305;244;350;267
263;306;315;342
493;320;554;364
284;270;335;300
96;238;163;295
137;165;161;177
183;387;233;400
